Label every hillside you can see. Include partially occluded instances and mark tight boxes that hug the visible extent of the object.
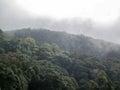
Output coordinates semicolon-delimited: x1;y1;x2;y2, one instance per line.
0;29;120;90
7;28;120;58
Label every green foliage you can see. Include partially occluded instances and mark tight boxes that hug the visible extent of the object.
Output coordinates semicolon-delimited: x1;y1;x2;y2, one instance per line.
0;29;120;90
0;63;28;90
88;80;98;90
13;28;120;58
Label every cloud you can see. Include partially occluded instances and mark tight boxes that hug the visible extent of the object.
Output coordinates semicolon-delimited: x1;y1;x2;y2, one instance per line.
0;0;120;44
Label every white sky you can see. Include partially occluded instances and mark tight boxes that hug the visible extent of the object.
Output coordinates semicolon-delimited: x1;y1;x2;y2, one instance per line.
16;0;120;24
1;0;120;44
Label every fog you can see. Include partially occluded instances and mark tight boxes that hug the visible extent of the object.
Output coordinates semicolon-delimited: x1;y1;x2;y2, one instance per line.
1;0;120;44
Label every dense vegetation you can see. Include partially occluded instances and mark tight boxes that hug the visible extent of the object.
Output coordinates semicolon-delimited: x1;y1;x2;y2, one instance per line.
8;28;120;59
1;29;120;90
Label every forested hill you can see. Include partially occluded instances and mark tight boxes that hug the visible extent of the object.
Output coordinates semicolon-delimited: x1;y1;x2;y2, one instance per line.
0;28;120;90
7;28;120;58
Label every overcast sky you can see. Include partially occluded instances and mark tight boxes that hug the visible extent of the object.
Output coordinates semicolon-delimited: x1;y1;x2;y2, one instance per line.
1;0;120;44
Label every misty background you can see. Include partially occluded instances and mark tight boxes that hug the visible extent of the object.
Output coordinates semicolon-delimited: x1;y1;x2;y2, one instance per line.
1;0;120;44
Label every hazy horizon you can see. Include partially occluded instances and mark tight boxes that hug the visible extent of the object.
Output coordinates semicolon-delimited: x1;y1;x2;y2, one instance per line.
1;0;120;44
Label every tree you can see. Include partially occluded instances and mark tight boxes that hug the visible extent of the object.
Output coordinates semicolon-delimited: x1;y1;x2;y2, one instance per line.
96;70;115;90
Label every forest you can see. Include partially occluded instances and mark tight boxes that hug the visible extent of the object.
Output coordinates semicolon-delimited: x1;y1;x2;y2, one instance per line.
0;28;120;90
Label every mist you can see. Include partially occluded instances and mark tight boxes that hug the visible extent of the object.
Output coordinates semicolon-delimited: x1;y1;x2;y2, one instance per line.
1;0;120;44
1;1;120;89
